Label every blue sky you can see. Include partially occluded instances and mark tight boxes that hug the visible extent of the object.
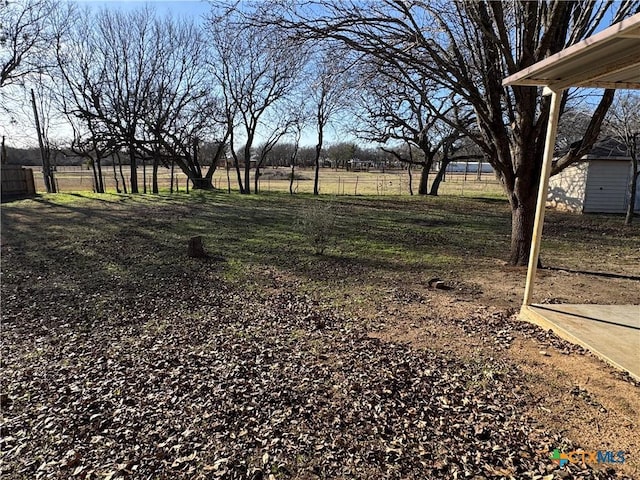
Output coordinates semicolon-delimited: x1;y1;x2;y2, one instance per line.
73;0;211;19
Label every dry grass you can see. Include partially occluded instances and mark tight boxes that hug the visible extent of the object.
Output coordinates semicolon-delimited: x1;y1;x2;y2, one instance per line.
28;165;504;198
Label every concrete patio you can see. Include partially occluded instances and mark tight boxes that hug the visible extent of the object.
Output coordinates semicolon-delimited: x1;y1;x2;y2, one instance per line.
521;304;640;381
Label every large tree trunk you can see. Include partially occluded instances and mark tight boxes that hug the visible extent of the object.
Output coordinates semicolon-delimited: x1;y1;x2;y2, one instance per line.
129;144;139;194
429;158;451;196
506;163;540;266
626;167;638;225
191;177;214;190
417;163;429;195
509;199;537;266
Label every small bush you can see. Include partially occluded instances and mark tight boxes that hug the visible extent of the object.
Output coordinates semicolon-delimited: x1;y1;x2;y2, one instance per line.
297;202;337;255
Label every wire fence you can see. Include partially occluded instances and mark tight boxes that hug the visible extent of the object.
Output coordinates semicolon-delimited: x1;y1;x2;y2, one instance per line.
28;166;504;197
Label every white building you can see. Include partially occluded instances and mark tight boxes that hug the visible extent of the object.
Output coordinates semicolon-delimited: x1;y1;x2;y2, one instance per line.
547;138;639;214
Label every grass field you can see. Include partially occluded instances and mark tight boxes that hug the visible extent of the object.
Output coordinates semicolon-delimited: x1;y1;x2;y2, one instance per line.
28;165;505;198
2;192;639;478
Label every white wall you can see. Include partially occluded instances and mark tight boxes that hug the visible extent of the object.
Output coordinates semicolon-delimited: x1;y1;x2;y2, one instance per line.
584;160;632;213
547;163;588;212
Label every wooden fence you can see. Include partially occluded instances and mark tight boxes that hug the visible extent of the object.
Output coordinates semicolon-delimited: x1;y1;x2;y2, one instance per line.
1;165;36;201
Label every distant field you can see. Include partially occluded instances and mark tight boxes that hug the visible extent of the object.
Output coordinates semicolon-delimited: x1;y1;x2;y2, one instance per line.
26;165;504;198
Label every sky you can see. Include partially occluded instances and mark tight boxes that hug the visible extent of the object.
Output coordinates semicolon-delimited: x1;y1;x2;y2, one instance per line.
1;1;626;150
3;0;355;149
73;0;211;18
2;1;214;148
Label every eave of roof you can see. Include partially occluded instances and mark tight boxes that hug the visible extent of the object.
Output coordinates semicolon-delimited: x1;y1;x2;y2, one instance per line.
502;13;640;90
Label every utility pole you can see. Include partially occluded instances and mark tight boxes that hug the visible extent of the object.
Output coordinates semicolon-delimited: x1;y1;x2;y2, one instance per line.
1;136;7;164
31;88;56;193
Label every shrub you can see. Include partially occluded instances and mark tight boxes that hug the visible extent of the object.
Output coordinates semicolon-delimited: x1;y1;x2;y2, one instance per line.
297;201;337;255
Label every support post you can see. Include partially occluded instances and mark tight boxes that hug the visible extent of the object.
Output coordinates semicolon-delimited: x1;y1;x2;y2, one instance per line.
522;87;564;307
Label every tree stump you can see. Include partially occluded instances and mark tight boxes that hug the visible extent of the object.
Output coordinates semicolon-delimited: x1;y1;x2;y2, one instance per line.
188;236;207;258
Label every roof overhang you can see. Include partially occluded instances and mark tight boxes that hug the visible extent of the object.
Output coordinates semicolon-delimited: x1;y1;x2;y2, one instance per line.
504;12;640;311
503;12;640;90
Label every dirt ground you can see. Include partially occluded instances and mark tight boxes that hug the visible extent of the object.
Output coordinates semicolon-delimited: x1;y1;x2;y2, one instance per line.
362;269;640;477
1;194;638;479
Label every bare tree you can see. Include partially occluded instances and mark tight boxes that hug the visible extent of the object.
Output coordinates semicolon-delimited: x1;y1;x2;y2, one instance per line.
287;114;305;195
252;107;299;193
0;0;56;89
140;16;227;191
207;6;305;194
54;7;226;192
355;62;474;195
256;0;637;265
604;92;640;225
52;6;155;194
307;48;354;195
96;8;160;194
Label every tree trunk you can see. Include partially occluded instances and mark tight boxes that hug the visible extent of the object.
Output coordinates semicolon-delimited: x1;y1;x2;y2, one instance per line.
112;160;121;193
170;160;175;193
129;144;139;194
289;164;295;195
1;135;6;164
313;127;323;196
429;157;453;196
191;177;214;190
407;164;413;196
417;163;429;195
234;156;244;193
152;156;159;194
95;156;104;193
313;155;320;195
429;171;443;196
90;159;99;193
116;152;127;194
508;190;538;266
142;157;147;194
626;167;638;225
243;150;251;195
254;166;260;194
188;236;207;258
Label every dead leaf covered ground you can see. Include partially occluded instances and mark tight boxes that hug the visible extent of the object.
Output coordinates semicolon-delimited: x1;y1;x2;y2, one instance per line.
1;193;638;479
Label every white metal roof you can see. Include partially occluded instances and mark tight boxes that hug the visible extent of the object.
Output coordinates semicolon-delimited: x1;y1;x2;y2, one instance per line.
503;12;640;90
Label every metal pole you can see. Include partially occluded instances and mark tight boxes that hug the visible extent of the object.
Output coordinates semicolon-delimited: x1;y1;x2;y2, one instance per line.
522;88;564;307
